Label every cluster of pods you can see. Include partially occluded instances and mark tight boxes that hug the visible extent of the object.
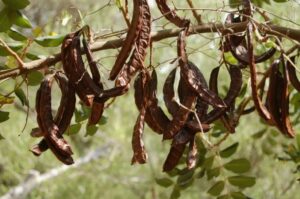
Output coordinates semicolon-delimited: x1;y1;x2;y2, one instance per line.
30;0;299;171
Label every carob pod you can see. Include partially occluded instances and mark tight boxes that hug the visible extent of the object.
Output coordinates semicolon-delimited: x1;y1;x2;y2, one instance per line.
223;7;276;65
109;0;144;80
116;0;151;87
204;65;242;128
134;70;162;134
61;31;100;106
286;56;300;92
82;38;105;125
33;74;74;165
186;136;197;169
281;58;296;137
247;23;274;124
177;29;226;109
155;0;190;28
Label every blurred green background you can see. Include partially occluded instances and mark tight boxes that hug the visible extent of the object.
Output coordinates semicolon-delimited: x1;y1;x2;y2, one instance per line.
0;0;300;198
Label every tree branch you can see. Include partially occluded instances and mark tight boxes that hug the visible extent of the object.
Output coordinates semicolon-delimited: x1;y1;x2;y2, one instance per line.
0;22;299;81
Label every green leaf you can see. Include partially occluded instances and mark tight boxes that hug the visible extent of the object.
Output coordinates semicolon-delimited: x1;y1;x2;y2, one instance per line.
177;170;194;188
296;134;300;151
220;142;239;158
0;95;14;105
66;123;82;135
75;109;89;123
0;111;9;123
7;28;27;41
252;129;266;139
207;181;225;196
231;191;248;199
228;0;240;8
273;0;288;2
228;176;256;188
15;88;28;106
0;8;12;32
98;115;108;125
34;34;65;47
207;167;221;180
9;10;32;28
2;0;30;10
203;156;215;169
85;124;98;136
0;133;5;140
27;71;43;86
0;42;23;56
224;158;251;174
155;178;173;187
217;195;230;199
25;52;41;60
170;186;181;199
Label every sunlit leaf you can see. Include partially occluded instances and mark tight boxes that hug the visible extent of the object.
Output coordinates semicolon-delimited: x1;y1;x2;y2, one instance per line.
2;0;30;10
9;10;32;28
207;181;225;196
27;71;43;86
0;111;9;123
35;34;65;47
15;88;28;106
155;178;173;187
66;123;82;135
224;159;251;174
220;142;239;158
7;28;27;41
228;176;256;188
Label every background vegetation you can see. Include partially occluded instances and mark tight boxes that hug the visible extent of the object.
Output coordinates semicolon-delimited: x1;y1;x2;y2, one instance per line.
0;0;300;198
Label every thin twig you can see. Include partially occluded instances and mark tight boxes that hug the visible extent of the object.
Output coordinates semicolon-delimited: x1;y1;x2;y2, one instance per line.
0;38;24;69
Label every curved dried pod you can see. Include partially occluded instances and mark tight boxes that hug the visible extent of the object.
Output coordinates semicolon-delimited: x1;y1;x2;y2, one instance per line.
281;58;296;137
145;70;170;134
155;0;190;28
204;65;242;126
131;108;148;164
286;56;300;92
116;0;151;86
223;12;276;65
33;74;74;165
265;60;284;132
61;32;100;107
163;68;179;115
163;135;187;172
247;23;274;124
109;0;144;80
177;30;226;109
82;38;105;125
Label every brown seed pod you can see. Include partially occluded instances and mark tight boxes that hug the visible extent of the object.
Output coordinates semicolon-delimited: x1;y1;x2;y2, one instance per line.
109;0;144;80
134;71;162;133
204;65;242;125
163;138;186;172
32;74;74;165
286;56;300;92
116;0;151;86
155;0;190;28
224;12;276;65
82;38;105;125
266;60;283;132
131;108;148;164
247;23;274;124
281;58;296;137
177;30;226;109
61;32;100;107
